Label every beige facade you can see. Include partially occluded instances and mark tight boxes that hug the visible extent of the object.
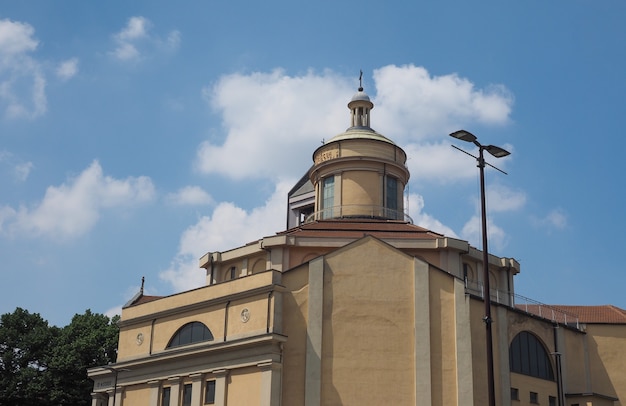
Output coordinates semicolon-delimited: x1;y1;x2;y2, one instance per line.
89;87;626;406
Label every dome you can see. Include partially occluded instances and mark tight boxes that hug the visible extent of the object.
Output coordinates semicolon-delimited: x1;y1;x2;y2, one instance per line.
351;88;371;102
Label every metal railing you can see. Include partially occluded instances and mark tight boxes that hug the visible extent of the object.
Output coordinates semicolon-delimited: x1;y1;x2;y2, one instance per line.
304;205;413;224
465;279;581;330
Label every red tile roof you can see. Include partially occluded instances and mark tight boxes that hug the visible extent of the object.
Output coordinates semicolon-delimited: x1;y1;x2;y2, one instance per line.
278;219;443;240
519;304;626;324
550;305;626;324
132;295;163;306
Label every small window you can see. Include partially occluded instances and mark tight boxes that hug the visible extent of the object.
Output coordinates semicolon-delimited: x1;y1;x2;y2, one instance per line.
530;391;538;404
204;380;216;404
229;266;237;280
321;176;335;219
549;396;556;406
510;387;519;401
167;322;214;348
386;176;398;212
161;387;171;406
182;384;192;406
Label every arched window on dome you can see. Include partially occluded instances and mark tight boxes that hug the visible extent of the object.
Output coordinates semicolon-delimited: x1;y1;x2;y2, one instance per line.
166;322;214;349
509;331;555;381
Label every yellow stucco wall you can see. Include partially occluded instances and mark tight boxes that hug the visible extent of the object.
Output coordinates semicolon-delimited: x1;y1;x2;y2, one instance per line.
321;237;416;404
280;264;310;406
116;271;280;361
428;268;459;405
227;366;262;406
341;171;380;210
509;373;557;406
122;383;149;406
586;324;626;405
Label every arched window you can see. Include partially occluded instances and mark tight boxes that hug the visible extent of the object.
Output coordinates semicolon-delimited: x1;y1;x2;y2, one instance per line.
167;322;214;348
509;331;554;380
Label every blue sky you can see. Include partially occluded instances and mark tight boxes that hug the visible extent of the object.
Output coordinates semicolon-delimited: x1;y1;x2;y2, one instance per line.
1;1;625;326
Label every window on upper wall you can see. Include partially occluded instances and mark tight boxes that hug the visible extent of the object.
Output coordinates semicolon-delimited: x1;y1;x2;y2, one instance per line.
386;176;398;213
167;322;214;348
321;176;335;219
509;331;555;381
228;266;237;280
549;395;557;406
182;384;192;406
510;387;519;401
530;391;538;404
205;380;216;404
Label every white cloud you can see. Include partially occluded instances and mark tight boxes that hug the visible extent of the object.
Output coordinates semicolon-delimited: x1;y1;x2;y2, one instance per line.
197;69;350;180
373;65;513;142
0;19;38;58
407;192;458;238
166;186;213;206
117;16;150;41
456;184;526;251
110;16;180;62
14;161;33;181
0;18;47;119
531;208;567;231
461;215;508;253
56;58;78;80
160;179;292;292
197;65;513;184
0;150;33;181
486;184;526;212
0;160;155;239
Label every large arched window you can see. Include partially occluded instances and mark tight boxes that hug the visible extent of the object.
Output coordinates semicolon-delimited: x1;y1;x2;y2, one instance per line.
509;331;554;380
167;322;214;348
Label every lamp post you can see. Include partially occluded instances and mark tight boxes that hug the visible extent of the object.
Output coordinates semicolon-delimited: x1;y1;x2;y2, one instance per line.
103;365;130;406
450;129;510;406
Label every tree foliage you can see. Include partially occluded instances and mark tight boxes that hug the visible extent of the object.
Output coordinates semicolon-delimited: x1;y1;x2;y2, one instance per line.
0;308;118;406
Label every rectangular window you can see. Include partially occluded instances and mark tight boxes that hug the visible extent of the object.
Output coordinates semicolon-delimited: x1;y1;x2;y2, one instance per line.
510;387;519;400
204;380;216;404
182;384;192;406
386;176;398;213
161;387;171;406
322;176;335;219
549;396;557;406
530;391;538;404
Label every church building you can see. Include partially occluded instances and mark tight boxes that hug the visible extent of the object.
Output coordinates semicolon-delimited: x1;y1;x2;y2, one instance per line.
89;84;626;406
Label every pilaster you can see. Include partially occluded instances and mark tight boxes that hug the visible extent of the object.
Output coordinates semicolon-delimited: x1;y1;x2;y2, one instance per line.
259;361;282;406
148;380;160;406
305;256;324;406
167;376;181;406
212;369;229;406
414;257;432;405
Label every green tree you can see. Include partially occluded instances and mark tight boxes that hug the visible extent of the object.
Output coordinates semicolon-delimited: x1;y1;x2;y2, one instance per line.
49;310;119;405
0;307;57;406
0;308;119;406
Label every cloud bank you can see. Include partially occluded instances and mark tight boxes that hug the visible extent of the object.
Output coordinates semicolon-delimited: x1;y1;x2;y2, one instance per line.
0;161;155;239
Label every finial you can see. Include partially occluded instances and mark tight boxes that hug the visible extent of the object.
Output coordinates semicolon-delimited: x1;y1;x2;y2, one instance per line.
140;276;145;294
358;70;363;91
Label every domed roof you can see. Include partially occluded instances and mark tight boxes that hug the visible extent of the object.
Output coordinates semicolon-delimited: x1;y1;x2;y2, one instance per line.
351;88;371;102
326;128;396;145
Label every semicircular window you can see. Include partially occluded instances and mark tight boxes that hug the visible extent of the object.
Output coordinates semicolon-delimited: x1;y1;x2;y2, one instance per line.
509;331;554;380
167;322;214;348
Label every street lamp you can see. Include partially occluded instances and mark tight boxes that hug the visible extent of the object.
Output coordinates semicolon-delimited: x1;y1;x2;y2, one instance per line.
103;365;130;406
450;129;510;406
